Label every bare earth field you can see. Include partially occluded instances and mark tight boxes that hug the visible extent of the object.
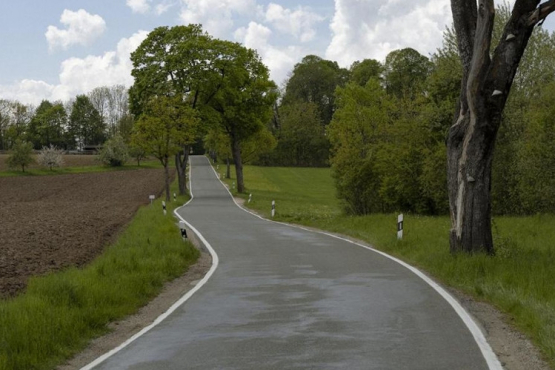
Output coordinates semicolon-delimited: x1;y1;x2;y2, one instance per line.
0;154;100;172
0;169;170;298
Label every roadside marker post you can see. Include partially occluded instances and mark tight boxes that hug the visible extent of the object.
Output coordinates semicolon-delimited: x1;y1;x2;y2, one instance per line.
173;193;176;202
149;195;155;205
162;201;167;216
248;193;252;204
272;200;275;218
397;214;404;240
179;221;188;240
232;182;235;191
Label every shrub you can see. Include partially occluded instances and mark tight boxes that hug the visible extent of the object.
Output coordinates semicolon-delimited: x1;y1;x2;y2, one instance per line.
129;143;147;166
99;134;129;167
37;145;64;170
7;140;34;172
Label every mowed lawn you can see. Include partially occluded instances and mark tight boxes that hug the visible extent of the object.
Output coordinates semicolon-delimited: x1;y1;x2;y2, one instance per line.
221;164;555;368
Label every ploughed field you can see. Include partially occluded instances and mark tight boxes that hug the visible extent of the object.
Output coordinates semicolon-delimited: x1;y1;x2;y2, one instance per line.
0;169;170;298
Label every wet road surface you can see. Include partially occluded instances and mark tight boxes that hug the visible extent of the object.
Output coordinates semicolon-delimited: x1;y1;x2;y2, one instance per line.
88;156;497;370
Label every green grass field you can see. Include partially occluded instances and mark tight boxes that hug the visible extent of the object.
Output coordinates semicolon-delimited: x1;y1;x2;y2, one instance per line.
0;181;198;370
221;164;555;367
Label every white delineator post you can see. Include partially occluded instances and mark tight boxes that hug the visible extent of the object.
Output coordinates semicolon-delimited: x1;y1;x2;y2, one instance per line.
162;201;167;216
397;214;404;240
173;193;176;202
149;195;155;205
179;221;188;240
272;200;275;218
248;193;252;204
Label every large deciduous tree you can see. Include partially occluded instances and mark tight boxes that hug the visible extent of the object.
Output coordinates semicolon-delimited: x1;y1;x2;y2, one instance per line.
448;0;555;254
130;25;216;195
68;95;106;149
208;40;277;193
132;96;199;201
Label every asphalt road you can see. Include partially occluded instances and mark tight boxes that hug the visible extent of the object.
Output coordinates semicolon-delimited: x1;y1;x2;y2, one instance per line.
87;155;499;370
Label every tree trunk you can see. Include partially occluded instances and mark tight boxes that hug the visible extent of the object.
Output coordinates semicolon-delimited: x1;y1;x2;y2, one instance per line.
231;136;244;193
448;0;551;254
163;156;170;202
175;145;190;195
447;111;497;254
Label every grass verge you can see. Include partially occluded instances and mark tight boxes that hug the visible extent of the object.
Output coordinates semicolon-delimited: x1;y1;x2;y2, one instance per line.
0;180;199;370
220;163;555;368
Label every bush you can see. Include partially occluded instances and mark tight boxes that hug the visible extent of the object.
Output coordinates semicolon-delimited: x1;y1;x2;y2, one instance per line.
7;140;34;172
129;143;147;166
99;134;129;167
37;145;64;170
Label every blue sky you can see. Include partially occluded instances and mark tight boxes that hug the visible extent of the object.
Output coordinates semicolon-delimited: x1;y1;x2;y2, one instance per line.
0;0;553;105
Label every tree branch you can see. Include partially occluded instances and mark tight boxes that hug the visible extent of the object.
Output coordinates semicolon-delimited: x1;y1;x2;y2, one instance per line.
527;0;555;26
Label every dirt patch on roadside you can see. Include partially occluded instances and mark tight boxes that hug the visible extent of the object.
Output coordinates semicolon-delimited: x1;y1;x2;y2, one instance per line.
0;169;171;298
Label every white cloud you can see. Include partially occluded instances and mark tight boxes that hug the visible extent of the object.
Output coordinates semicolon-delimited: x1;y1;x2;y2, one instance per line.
126;0;151;14
264;3;325;42
1;31;148;106
179;0;257;38
235;22;303;87
45;9;106;51
326;0;451;67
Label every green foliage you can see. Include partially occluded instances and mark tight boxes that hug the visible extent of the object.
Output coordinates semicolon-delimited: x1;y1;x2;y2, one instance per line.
262;102;329;167
281;54;349;126
27;100;68;150
6;139;34;172
132;96;199;166
0;188;199;370
37;145;64;170
68;95;106;149
383;48;433;98
99;134;129;167
349;59;383;86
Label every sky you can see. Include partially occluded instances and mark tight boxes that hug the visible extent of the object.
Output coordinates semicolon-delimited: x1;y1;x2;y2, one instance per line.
0;0;553;106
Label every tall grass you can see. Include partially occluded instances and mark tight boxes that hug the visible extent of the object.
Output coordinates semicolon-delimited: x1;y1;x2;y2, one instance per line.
0;184;199;370
222;164;555;367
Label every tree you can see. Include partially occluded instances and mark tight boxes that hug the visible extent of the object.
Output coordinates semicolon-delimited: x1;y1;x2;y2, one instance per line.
130;25;218;195
7;139;34;172
37;145;64;170
132;96;199;201
448;0;555;254
89;85;129;137
99;134;129;167
349;59;383;86
272;102;329;167
282;55;349;126
208;41;277;193
383;48;433;99
68;95;106;149
28;100;67;149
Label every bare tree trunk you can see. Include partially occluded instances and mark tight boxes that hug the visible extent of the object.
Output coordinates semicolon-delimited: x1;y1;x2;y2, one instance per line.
448;0;553;253
175;145;190;195
231;136;244;193
163;156;170;202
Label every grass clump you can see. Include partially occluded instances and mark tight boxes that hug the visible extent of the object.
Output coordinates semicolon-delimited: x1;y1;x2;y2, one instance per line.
0;186;199;370
220;163;555;368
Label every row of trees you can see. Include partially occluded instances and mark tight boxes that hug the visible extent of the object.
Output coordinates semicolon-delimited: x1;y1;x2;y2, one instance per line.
0;85;132;151
253;4;555;222
128;24;277;200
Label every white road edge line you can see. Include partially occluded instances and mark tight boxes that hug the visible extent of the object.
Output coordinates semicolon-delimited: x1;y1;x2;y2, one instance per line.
80;161;220;370
209;158;503;370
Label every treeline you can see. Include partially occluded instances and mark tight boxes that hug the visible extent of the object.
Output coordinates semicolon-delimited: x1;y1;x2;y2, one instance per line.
0;85;133;151
257;5;555;216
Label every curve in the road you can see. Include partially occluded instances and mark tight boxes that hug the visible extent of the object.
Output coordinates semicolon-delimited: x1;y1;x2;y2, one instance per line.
82;155;502;370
